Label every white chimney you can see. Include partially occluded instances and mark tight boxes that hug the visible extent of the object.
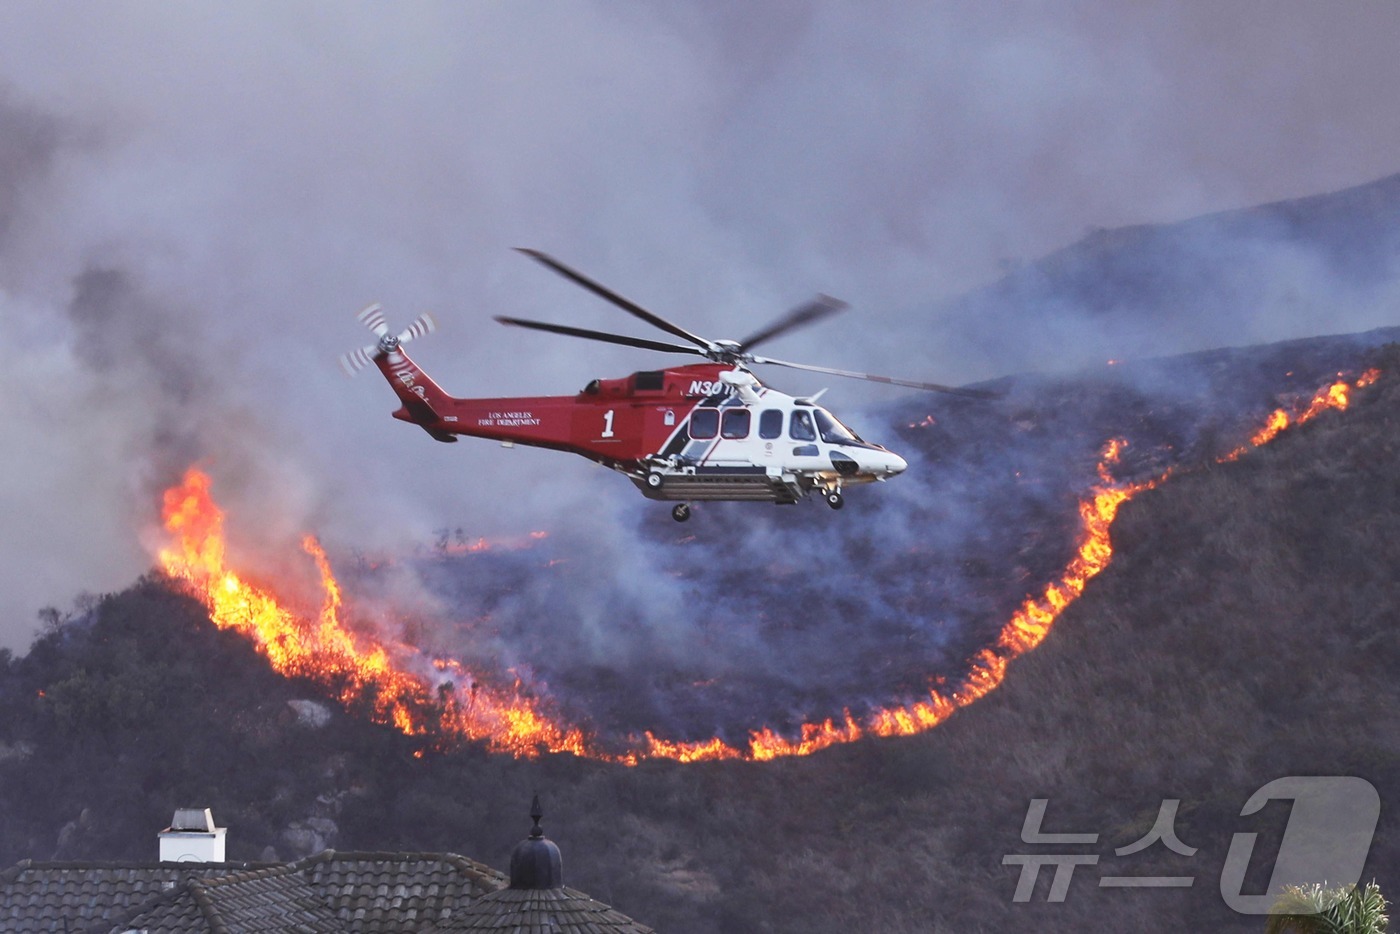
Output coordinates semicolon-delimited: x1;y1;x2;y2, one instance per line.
158;808;227;862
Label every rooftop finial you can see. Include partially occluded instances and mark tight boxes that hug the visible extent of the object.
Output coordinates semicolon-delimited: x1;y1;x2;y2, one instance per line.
510;794;562;889
529;793;544;839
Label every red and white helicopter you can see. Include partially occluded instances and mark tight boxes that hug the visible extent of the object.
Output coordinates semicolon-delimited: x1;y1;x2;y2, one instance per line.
342;250;994;521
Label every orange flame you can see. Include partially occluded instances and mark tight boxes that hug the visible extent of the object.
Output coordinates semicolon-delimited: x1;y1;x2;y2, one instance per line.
157;472;590;758
1221;373;1373;461
155;368;1379;763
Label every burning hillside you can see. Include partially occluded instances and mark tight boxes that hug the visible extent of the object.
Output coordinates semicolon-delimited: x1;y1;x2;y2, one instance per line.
158;469;589;758
154;333;1389;763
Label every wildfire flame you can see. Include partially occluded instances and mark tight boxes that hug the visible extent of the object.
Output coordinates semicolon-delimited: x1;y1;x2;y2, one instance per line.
1223;373;1373;459
157;472;590;757
155;370;1379;764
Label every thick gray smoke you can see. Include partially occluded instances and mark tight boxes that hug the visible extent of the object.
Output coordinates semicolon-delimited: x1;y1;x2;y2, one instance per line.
2;2;1400;663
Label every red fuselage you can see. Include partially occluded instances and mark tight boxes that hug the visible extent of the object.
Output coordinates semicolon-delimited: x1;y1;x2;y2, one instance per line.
376;349;731;469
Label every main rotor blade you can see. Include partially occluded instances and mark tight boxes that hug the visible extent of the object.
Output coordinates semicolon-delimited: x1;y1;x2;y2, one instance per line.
750;355;1002;399
737;295;848;353
516;248;712;350
494;315;708;356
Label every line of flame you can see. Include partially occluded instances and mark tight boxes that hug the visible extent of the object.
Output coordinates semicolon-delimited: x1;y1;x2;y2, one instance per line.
1221;373;1370;460
155;370;1378;764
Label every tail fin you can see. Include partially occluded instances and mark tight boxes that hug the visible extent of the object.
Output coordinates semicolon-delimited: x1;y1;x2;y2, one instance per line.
376;346;454;420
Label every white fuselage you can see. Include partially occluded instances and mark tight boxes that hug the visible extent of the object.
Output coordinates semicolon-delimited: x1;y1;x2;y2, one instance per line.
632;373;908;504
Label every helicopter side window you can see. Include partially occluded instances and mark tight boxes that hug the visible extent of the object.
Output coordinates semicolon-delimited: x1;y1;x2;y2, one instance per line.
758;409;783;439
721;409;751;439
789;410;816;441
689;408;719;440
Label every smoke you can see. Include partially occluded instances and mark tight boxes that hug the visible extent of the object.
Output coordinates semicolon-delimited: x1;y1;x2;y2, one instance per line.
0;2;1399;678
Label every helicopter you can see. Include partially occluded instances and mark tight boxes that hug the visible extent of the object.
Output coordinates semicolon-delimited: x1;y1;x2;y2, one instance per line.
341;249;995;522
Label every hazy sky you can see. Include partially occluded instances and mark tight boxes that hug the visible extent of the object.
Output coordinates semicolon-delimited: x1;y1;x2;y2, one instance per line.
2;2;1400;648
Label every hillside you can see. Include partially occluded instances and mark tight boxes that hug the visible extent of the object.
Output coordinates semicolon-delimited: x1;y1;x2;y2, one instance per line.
379;322;1396;754
0;342;1395;932
927;170;1400;378
342;173;1400;760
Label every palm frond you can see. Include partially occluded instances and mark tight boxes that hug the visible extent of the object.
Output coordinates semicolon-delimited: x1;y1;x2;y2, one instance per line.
1265;881;1389;934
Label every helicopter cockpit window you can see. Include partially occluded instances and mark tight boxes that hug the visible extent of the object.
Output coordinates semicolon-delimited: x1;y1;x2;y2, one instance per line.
814;408;861;444
721;409;751;439
758;409;783;439
789;410;816;441
689;407;719;440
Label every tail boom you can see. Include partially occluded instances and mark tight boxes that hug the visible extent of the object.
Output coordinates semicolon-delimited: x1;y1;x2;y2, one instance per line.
373;349;584;451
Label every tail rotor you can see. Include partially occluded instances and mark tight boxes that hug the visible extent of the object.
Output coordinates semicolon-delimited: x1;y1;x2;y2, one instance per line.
399;313;436;343
340;303;437;376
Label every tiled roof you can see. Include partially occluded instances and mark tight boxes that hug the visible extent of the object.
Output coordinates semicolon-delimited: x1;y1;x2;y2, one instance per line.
0;860;269;934
108;884;207;933
301;850;508;931
425;886;656;933
0;850;515;934
114;862;344;933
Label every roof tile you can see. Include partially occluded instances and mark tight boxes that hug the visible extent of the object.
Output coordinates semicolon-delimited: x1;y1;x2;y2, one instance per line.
0;851;654;934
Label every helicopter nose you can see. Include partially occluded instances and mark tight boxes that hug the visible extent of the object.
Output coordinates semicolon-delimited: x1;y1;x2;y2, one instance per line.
864;449;906;477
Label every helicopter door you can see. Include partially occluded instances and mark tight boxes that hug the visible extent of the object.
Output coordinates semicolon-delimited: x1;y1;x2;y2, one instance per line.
785;409;827;471
757;409;783;459
705;407;757;467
